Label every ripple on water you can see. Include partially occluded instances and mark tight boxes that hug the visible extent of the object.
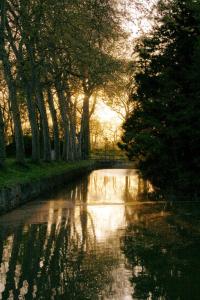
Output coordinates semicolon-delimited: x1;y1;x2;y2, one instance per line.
0;169;199;300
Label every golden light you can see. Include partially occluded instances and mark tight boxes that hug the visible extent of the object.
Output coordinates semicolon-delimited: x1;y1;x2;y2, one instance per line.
95;102;122;126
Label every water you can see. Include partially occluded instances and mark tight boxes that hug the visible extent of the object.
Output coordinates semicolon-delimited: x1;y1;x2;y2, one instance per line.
0;169;199;300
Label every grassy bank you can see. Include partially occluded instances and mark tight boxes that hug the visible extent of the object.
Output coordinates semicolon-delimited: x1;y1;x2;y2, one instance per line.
0;160;94;189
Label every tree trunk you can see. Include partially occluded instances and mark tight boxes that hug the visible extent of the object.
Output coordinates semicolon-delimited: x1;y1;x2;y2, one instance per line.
35;84;51;162
25;85;40;162
64;85;74;161
2;13;40;163
71;101;78;160
0;105;6;167
55;83;70;161
0;2;24;163
81;93;90;160
47;87;60;160
0;46;25;164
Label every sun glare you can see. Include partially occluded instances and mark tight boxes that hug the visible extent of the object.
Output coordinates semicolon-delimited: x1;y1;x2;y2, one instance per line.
95;102;122;125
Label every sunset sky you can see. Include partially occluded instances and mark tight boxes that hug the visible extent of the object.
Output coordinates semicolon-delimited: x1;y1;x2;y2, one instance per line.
95;0;157;127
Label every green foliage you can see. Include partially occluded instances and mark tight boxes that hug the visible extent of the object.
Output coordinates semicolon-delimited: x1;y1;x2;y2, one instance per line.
120;0;200;198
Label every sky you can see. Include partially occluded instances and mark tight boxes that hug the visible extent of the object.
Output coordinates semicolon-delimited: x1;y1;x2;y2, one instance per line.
119;0;158;37
95;102;122;126
95;0;157;127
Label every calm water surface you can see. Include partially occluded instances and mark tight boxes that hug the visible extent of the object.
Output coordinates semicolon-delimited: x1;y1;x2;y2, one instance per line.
0;169;199;300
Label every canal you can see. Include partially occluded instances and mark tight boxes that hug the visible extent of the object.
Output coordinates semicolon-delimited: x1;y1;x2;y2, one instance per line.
0;169;199;299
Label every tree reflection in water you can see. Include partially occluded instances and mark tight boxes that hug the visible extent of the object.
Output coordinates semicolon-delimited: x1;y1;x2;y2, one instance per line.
1;170;199;300
122;203;200;300
0;177;119;300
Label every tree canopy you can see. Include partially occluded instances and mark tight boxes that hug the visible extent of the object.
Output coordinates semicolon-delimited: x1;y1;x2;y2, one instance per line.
0;0;125;164
120;0;200;198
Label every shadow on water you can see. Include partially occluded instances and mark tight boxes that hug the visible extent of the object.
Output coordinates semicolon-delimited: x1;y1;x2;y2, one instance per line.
0;177;119;299
0;169;199;299
122;202;200;300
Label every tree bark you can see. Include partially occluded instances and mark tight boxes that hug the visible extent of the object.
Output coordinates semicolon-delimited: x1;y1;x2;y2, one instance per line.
35;83;51;162
0;0;25;163
55;83;70;161
0;105;6;167
47;87;60;160
25;85;40;162
3;13;40;163
81;93;91;160
0;46;25;163
71;100;78;160
64;83;74;161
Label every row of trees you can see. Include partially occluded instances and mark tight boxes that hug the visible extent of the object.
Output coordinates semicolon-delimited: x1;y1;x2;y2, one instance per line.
0;0;125;166
121;0;200;197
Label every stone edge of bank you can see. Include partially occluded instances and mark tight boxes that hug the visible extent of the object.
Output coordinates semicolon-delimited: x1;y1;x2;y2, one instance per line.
0;160;135;215
0;162;96;215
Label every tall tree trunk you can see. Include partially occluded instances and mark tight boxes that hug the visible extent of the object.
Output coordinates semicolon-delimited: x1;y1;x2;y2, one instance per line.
71;100;78;160
81;93;90;160
3;14;40;163
35;84;51;162
0;46;25;163
0;106;6;167
25;85;40;162
55;83;70;161
47;87;60;160
0;1;24;163
64;84;74;161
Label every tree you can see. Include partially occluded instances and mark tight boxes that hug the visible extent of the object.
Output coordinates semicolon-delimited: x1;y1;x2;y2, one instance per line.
102;71;135;122
0;0;125;163
0;0;25;164
0;104;6;167
120;0;200;198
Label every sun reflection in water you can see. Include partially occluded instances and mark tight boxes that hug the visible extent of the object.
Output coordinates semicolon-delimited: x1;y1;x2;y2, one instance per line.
0;169;198;299
0;169;148;299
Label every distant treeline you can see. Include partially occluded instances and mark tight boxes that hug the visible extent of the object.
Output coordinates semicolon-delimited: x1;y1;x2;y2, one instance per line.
120;0;200;198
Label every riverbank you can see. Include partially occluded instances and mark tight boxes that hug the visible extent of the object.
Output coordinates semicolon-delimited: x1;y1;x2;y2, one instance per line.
0;160;95;215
